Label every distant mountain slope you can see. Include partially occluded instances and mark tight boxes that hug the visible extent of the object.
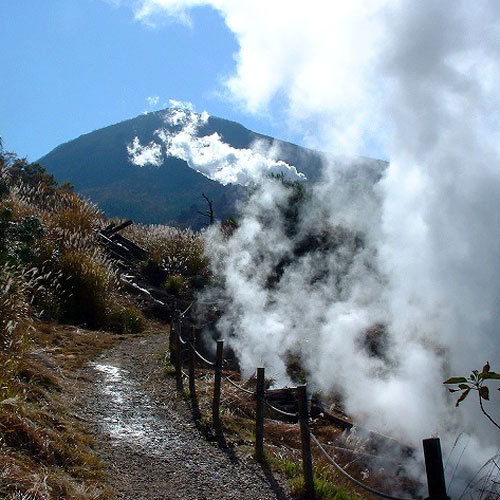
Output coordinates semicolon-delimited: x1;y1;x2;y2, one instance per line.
38;110;384;228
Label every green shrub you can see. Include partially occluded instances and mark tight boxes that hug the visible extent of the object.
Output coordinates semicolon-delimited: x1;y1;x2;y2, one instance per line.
58;249;118;329
289;475;361;500
272;455;362;500
164;274;188;297
107;304;145;334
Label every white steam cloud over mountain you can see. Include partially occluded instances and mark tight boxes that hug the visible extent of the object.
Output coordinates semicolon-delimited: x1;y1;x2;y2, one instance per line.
127;137;163;167
127;105;306;185
129;0;500;493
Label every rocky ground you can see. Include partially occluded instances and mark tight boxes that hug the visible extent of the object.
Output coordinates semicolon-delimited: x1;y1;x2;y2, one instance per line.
73;332;290;500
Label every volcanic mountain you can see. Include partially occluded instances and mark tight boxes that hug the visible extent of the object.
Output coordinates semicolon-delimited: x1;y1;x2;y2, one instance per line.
38;109;385;229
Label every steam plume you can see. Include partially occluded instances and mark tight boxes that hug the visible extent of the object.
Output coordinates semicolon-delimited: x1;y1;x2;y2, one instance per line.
128;104;306;185
130;0;500;493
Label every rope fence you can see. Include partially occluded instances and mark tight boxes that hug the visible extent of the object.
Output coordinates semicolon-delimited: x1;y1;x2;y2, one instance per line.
169;308;451;500
308;425;411;500
179;301;194;317
189;341;216;366
261;397;298;418
222;374;255;395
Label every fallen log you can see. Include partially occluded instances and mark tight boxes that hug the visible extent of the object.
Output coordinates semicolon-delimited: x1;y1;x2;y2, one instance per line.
97;220;149;262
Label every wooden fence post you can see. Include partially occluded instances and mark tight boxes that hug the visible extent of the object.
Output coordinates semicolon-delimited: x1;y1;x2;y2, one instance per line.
169;301;177;364
212;340;224;428
255;367;265;462
175;318;182;390
298;384;315;499
169;325;175;365
423;438;450;500
189;326;196;398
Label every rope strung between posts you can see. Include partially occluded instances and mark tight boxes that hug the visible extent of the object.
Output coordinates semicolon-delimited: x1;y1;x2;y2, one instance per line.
179;331;297;416
261;397;298;418
222;374;256;395
306;422;412;500
321;443;395;463
173;325;188;346
171;315;413;499
176;298;220;320
188;341;216;366
174;322;229;366
179;301;194;317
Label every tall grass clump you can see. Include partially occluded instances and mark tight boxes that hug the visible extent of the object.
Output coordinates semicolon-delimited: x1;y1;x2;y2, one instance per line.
125;223;210;295
9;182;121;329
0;264;33;401
0;145;142;333
0;162;35;400
57;247;118;328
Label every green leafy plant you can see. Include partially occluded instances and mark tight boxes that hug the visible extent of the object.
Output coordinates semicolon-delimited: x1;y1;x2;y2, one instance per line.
444;362;500;430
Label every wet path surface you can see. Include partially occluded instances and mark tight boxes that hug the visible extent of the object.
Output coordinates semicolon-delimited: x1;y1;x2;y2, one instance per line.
77;334;289;500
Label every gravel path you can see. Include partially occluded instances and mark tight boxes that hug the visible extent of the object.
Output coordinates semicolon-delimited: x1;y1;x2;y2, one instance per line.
76;333;290;500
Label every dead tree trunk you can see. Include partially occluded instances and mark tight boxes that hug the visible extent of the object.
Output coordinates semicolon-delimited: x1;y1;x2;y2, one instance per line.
197;193;215;225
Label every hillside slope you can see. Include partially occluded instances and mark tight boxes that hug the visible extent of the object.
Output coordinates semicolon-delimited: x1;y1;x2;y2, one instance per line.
38;110;385;229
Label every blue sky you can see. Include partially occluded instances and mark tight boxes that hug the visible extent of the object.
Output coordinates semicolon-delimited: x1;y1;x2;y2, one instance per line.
0;1;293;160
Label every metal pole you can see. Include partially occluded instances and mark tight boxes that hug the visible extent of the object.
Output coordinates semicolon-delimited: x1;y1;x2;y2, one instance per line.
423;438;450;500
255;367;265;462
298;384;315;499
212;340;224;428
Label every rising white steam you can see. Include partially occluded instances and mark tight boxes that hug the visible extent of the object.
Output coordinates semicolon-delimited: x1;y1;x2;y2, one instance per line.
130;0;500;493
127;137;163;167
128;104;306;185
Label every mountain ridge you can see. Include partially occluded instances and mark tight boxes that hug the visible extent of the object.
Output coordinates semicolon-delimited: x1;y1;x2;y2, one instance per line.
38;109;386;229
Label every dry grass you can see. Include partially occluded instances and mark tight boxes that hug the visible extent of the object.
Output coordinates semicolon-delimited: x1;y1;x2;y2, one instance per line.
4;176;145;328
0;264;34;401
0;321;122;500
0;150;154;498
124;224;206;269
124;223;210;293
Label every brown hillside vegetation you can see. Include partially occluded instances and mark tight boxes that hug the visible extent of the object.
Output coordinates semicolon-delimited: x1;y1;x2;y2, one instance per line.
1;323;119;499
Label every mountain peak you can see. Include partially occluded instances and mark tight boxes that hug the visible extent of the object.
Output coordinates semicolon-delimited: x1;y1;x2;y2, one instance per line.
38;111;383;229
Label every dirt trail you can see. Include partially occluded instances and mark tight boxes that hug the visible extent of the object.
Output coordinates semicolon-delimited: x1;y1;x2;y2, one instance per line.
74;333;289;500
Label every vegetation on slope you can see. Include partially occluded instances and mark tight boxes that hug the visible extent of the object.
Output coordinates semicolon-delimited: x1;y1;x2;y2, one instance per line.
124;223;211;297
0;138;220;498
0;143;149;499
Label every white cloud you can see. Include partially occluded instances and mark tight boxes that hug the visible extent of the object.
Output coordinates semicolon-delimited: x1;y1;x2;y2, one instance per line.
133;0;390;156
165;107;306;185
167;98;193;111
